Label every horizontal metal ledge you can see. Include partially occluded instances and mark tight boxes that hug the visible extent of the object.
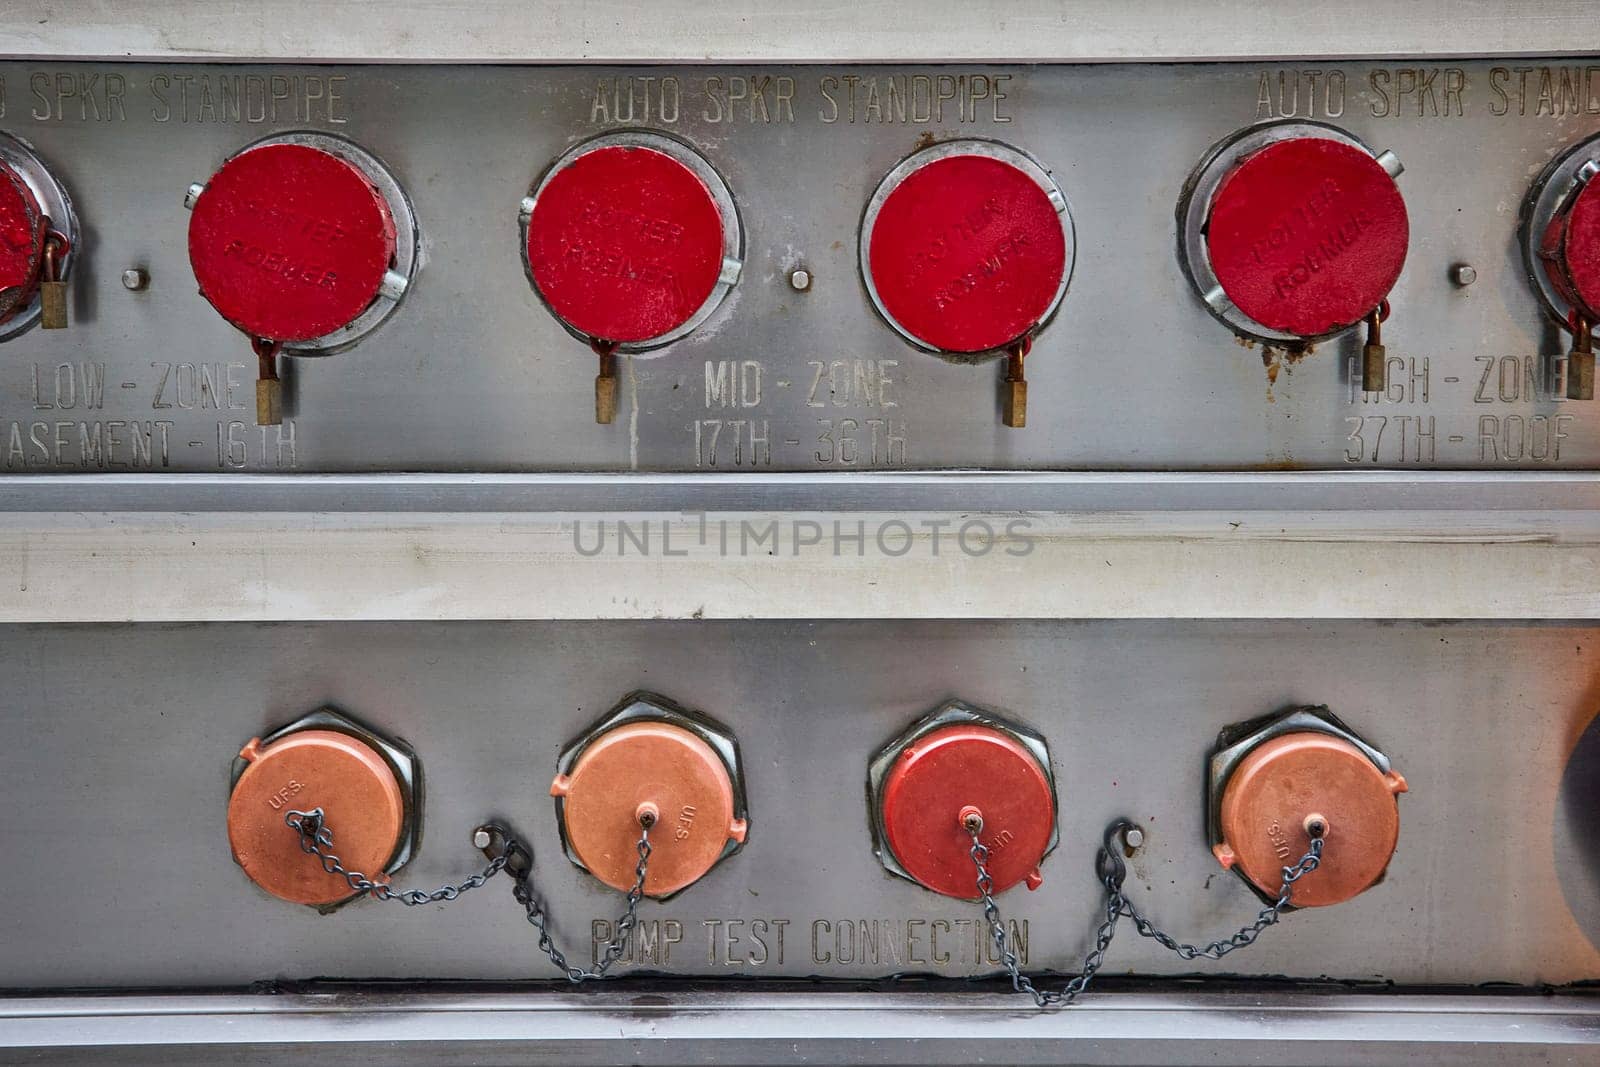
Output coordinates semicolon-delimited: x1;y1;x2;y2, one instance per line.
2;989;1596;1065
1;0;1593;63
6;470;1600;514
2;507;1599;621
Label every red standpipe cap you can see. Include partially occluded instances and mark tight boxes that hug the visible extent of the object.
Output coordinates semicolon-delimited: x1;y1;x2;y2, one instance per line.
1540;175;1600;322
1205;137;1408;336
1214;731;1407;908
867;154;1067;353
188;142;397;343
0;163;46;323
879;724;1055;898
552;720;744;897
526;144;726;345
227;729;406;906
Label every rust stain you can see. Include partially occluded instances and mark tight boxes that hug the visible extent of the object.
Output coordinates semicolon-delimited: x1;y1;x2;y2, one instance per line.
913;131;938;151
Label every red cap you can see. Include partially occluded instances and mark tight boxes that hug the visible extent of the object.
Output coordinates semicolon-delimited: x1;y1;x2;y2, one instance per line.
188;142;397;343
1539;174;1600;322
0;162;46;323
879;724;1055;898
1205;137;1408;337
526;144;727;345
866;152;1068;353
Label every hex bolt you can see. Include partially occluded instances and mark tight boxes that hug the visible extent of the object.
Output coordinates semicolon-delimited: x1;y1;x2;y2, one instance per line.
1451;264;1477;288
1123;825;1145;850
472;827;493;850
789;267;812;292
121;268;149;292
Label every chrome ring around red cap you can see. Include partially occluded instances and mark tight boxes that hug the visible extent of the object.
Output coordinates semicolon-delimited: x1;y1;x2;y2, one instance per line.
188;140;399;345
861;141;1072;355
523;133;741;350
1204;136;1408;338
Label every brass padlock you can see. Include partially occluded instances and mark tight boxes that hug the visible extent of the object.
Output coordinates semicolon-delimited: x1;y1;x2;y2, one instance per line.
256;378;283;426
1361;305;1387;393
252;337;283;426
592;340;618;425
1002;337;1030;429
1568;319;1595;401
39;233;68;330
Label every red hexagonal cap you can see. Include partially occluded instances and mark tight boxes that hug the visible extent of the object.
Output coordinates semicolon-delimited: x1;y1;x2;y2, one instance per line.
880;723;1055;898
526;144;726;345
867;153;1067;353
1206;137;1408;337
188;142;397;343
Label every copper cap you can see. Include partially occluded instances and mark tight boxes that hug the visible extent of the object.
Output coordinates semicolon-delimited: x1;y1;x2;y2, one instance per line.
553;720;745;897
1214;731;1407;907
227;729;405;906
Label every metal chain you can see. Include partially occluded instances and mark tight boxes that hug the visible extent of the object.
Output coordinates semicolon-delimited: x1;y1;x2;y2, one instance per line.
971;827;1121;1008
1116;835;1324;961
285;808;507;905
967;816;1327;1008
284;808;655;983
499;821;653;981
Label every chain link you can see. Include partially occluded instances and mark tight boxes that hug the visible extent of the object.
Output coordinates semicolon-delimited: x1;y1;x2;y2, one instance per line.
501;823;653;981
971;830;1120;1008
1116;835;1323;961
285;808;507;905
284;808;654;983
968;816;1327;1008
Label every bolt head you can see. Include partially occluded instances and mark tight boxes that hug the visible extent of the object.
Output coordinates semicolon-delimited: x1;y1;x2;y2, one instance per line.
1451;264;1478;287
1123;826;1145;850
121;268;149;292
789;268;812;292
472;828;493;850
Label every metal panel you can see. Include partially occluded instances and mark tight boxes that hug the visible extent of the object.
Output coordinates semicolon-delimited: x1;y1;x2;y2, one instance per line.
8;502;1600;621
1;619;1595;987
0;60;1598;472
1;1;1595;64
3;989;1598;1066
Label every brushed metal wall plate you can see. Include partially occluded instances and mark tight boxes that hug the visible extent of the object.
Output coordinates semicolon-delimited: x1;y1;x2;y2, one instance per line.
1;619;1595;987
2;60;1599;472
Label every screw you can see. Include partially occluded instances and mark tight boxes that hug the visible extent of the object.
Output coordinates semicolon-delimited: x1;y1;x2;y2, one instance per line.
121;268;149;292
789;267;812;292
472;827;493;850
1303;813;1329;839
1123;826;1145;850
1451;264;1478;288
959;805;984;834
